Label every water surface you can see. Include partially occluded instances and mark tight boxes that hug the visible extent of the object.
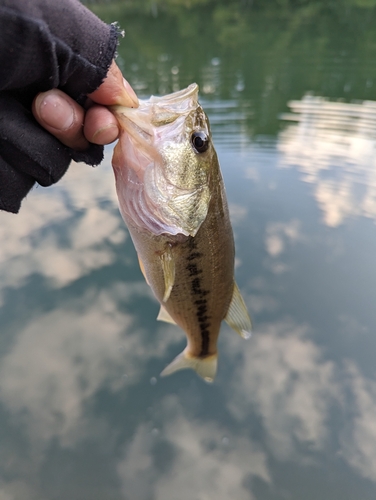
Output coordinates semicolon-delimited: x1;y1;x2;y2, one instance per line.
1;4;376;499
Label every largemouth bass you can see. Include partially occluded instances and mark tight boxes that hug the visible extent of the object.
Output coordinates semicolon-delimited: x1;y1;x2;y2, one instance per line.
111;83;251;382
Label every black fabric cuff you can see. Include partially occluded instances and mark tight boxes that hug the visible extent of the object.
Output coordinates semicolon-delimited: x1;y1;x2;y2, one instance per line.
0;157;35;214
0;94;105;213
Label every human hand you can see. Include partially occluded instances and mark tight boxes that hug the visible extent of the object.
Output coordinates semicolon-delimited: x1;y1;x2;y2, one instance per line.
32;61;138;151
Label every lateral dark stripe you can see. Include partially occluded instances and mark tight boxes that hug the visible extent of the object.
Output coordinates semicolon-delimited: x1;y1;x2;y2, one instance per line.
200;330;210;356
186;236;211;357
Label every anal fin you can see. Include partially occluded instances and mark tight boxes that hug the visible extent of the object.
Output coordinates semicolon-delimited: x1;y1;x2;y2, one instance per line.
225;282;252;339
157;305;177;325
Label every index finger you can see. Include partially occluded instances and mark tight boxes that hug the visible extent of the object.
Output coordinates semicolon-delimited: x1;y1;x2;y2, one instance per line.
89;61;139;108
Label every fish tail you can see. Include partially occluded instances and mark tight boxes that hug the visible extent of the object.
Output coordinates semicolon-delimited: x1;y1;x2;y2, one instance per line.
160;349;217;383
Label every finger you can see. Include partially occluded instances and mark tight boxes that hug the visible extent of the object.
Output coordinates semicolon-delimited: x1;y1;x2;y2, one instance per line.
84;105;119;145
33;89;89;151
89;61;138;108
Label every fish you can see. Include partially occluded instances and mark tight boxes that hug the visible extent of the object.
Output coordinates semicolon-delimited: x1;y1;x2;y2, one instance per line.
111;83;252;382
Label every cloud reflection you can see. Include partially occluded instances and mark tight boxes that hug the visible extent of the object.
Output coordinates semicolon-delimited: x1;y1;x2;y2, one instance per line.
0;290;128;446
340;361;376;482
0;284;177;448
265;219;303;257
117;395;270;500
0;157;126;302
224;320;340;461
279;95;376;226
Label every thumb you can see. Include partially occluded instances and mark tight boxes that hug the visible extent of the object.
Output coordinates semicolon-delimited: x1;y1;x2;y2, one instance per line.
89;61;138;108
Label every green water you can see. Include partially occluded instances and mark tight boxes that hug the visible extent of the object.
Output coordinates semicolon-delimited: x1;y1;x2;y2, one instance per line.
1;4;376;499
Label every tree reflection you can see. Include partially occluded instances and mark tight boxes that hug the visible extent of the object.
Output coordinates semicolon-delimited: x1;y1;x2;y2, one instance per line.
88;1;376;143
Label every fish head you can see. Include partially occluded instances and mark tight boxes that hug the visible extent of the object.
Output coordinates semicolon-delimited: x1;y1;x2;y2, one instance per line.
111;84;217;237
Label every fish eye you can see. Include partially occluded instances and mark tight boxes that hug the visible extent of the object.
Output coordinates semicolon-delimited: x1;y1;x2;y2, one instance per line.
191;131;209;153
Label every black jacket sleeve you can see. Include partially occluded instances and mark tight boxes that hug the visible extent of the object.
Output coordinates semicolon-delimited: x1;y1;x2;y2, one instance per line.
0;0;119;213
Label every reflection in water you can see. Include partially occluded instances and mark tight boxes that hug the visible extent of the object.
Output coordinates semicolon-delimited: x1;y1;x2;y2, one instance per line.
0;158;127;305
0;141;375;497
203;100;253;149
225;320;339;460
117;395;269;500
340;361;376;482
265;219;303;257
0;153;179;499
0;290;131;445
279;95;376;227
2;83;376;500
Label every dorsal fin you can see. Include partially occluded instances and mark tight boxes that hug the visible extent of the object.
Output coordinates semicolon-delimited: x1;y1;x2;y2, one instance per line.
225;282;252;339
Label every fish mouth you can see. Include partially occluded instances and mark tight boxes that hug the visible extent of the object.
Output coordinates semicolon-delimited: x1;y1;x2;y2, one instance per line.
148;83;199;106
111;83;201;175
110;83;199;137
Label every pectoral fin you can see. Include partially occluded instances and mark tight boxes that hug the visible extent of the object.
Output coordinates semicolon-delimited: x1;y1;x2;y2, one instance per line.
225;282;252;339
160;247;175;302
160;349;217;383
157;305;177;325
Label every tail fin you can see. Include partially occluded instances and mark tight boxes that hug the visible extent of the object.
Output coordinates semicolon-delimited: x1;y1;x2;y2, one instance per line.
160;349;217;383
